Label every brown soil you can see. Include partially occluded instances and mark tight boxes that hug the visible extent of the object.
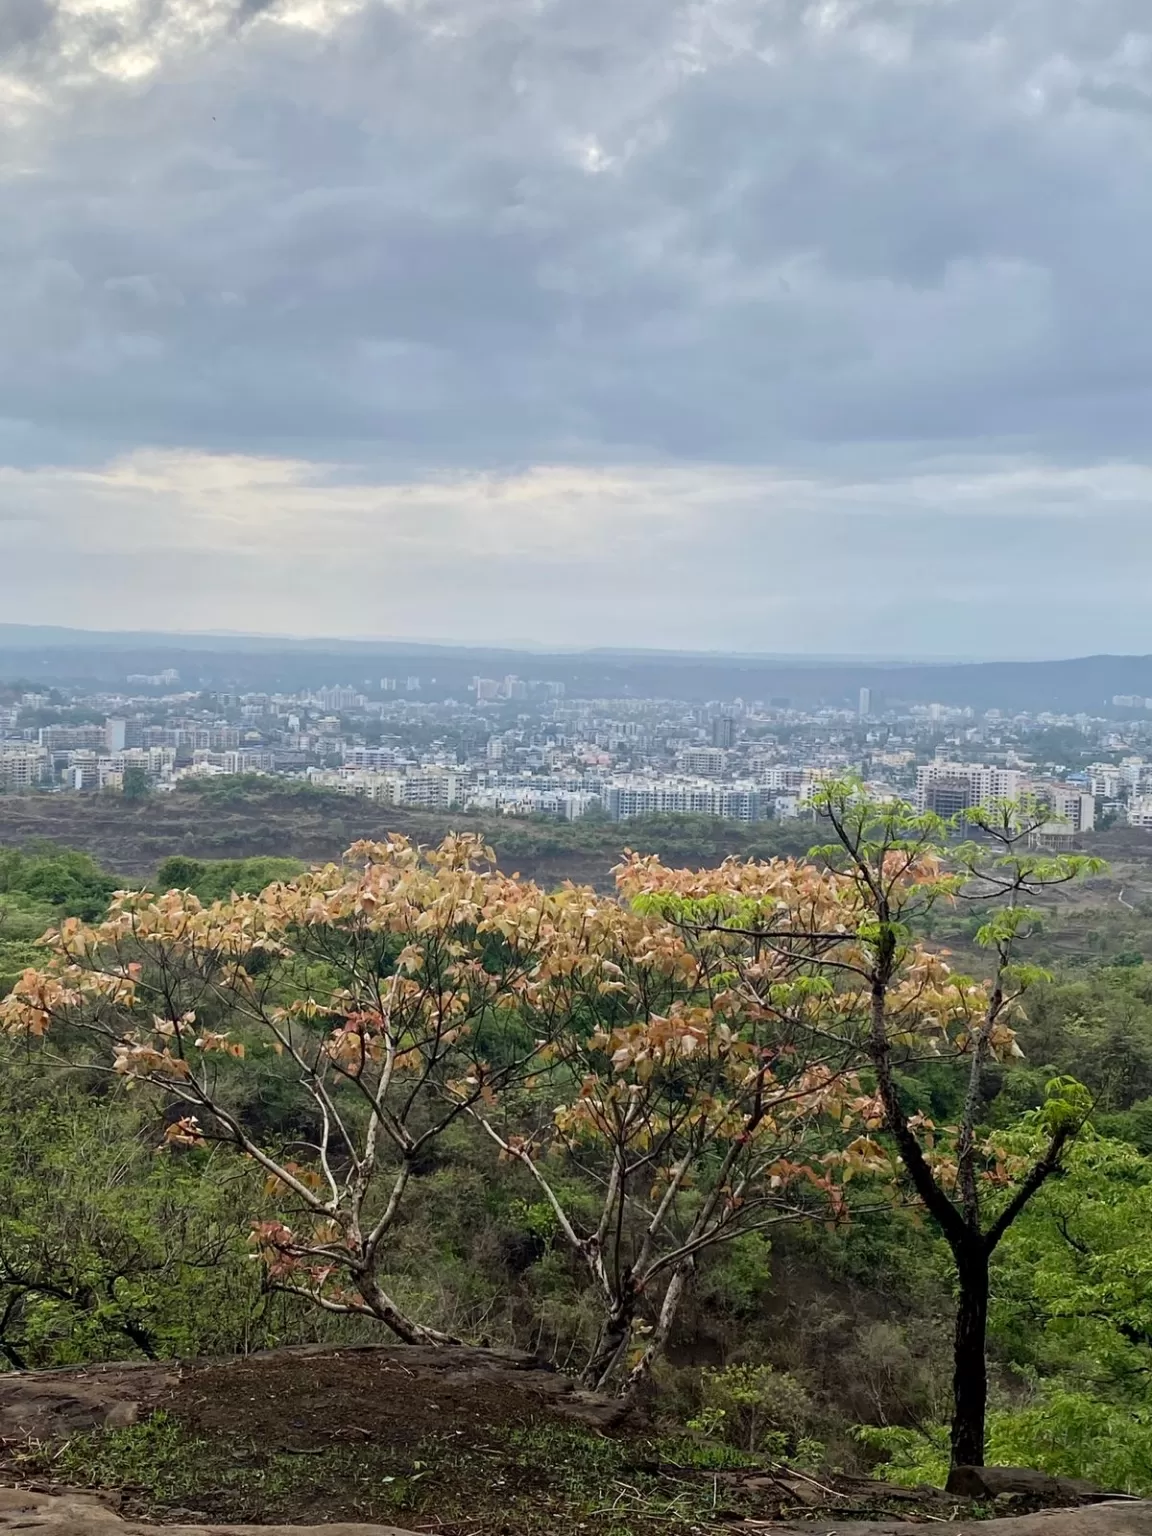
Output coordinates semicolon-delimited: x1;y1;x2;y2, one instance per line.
151;1344;633;1447
0;1346;970;1535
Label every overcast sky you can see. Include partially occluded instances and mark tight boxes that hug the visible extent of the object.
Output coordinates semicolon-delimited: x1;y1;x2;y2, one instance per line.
2;0;1151;657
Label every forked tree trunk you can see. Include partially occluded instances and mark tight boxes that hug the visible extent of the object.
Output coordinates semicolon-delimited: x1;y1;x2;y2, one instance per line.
618;1257;693;1399
581;1290;636;1390
950;1242;990;1468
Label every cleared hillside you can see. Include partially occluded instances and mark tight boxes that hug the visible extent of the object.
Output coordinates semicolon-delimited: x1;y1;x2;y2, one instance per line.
0;784;815;890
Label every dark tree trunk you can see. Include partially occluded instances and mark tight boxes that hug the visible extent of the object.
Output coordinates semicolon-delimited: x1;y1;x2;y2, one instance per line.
950;1242;990;1469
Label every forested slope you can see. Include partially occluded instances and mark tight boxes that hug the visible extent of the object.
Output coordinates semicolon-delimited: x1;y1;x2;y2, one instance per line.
1;790;1152;1523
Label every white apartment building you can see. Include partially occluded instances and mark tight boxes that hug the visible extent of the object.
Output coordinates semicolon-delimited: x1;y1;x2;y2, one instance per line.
1025;787;1096;845
915;762;1024;812
676;747;727;777
602;778;763;822
1040;787;1095;833
466;787;599;821
222;750;274;774
344;748;401;771
96;748;178;788
314;686;365;712
0;749;48;789
310;767;468;810
757;766;809;792
1087;764;1123;800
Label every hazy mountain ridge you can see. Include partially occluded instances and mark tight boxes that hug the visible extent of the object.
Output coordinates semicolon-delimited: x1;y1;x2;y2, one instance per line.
2;625;1152;711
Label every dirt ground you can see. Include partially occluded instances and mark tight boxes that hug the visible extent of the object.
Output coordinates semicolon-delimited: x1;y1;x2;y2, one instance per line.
0;1346;974;1535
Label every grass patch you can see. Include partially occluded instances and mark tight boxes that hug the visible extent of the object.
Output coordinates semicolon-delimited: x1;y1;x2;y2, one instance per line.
20;1413;766;1535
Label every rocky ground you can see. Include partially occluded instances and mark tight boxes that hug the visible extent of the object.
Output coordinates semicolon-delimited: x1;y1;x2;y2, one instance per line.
0;1347;1145;1536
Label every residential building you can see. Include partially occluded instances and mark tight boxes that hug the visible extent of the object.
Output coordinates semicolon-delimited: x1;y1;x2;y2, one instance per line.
710;715;736;749
603;778;763;822
0;749;48;789
915;762;1024;812
676;747;727;777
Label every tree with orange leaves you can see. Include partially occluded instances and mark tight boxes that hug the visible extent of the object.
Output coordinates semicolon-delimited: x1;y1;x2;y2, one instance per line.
619;782;1102;1469
475;883;868;1394
0;834;561;1347
1;834;866;1387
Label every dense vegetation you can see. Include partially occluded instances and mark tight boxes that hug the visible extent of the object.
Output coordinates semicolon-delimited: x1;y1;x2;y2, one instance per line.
2;794;1152;1505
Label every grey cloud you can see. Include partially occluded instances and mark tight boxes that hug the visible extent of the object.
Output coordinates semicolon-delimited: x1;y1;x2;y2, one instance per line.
2;0;1152;650
2;0;1150;471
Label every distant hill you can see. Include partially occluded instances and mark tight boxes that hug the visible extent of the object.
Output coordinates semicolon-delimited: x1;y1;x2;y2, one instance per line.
1;624;1151;712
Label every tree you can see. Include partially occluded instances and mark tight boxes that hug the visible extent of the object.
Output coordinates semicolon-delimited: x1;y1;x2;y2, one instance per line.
620;785;1101;1468
994;1134;1152;1392
0;836;557;1347
120;765;152;802
476;887;859;1393
0;1075;262;1370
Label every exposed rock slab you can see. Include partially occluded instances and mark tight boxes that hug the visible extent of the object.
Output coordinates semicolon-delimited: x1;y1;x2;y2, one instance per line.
756;1502;1152;1536
947;1466;1127;1503
0;1487;421;1536
4;1489;1152;1536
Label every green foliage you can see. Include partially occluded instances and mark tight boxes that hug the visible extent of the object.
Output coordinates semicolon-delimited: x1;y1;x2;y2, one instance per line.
1014;967;1152;1110
987;1391;1152;1495
696;1231;775;1317
153;854;305;901
0;845;121;993
853;1423;949;1486
689;1365;823;1463
0;845;119;921
994;1136;1152;1391
1024;1075;1094;1138
9;808;1152;1503
860;1394;1152;1496
173;774;328;807
0;1062;272;1369
120;765;152;802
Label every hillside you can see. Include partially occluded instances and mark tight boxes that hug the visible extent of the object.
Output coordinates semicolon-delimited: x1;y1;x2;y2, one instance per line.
0;785;816;890
5;788;1152;1518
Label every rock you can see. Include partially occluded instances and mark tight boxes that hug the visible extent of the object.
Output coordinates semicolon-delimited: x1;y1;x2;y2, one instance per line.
947;1467;1119;1503
0;1365;178;1443
0;1487;422;1536
759;1502;1152;1536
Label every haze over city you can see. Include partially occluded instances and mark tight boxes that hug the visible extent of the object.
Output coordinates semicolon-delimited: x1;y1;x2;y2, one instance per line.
3;0;1152;656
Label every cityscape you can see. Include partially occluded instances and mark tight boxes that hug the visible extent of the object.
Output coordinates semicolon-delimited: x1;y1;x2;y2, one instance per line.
6;654;1152;843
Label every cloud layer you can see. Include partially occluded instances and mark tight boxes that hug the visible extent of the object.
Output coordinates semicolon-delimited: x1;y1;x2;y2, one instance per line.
2;0;1151;653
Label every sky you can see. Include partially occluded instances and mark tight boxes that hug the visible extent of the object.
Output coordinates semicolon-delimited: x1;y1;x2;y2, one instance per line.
2;0;1152;658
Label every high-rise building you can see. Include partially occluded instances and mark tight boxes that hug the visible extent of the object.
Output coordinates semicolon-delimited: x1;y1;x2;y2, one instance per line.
858;687;871;718
923;776;973;819
915;763;1023;811
710;715;736;749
